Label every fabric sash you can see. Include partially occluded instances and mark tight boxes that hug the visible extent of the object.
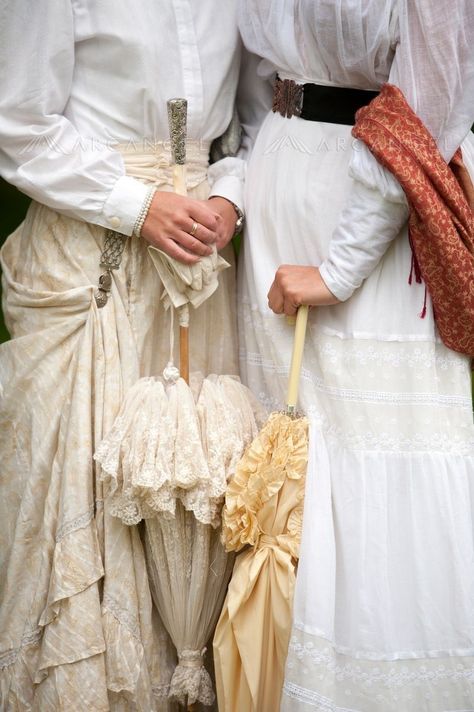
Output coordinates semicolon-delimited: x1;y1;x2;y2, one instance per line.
353;83;474;356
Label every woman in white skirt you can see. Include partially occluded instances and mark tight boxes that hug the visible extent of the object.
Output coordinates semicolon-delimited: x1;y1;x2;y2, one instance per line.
238;1;474;710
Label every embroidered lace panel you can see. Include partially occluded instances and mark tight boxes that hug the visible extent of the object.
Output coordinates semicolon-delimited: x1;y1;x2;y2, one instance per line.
282;629;474;712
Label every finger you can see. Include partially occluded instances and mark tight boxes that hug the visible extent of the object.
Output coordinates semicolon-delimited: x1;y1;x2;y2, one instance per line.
190;202;220;231
186;220;217;245
283;298;299;317
215;234;229;252
267;281;284;314
165;239;200;265
174;230;213;257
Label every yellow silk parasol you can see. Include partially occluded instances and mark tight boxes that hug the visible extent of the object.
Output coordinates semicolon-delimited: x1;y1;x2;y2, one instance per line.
214;307;310;712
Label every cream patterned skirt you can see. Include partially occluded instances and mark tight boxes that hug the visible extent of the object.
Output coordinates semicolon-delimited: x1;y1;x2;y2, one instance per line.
0;149;237;710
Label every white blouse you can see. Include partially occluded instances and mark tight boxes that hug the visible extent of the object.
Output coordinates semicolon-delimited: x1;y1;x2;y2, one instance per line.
239;0;474;301
0;0;249;236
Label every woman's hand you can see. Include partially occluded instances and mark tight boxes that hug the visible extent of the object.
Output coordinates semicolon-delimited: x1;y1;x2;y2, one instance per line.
207;196;238;250
267;265;340;316
140;191;221;264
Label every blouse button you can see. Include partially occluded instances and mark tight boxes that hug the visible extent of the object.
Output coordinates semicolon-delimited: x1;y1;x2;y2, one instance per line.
110;216;121;229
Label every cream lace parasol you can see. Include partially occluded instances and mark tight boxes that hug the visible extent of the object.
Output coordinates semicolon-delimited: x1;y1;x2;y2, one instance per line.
95;98;266;709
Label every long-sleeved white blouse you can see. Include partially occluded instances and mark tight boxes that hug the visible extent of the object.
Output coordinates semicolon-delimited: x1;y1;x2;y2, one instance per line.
0;0;250;236
239;0;474;301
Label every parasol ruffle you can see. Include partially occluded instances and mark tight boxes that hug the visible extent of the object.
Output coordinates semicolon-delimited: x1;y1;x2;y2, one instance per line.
221;412;308;553
95;374;264;528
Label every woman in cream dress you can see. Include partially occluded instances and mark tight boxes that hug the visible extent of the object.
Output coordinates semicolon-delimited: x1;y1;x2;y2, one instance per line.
0;1;265;709
238;1;474;710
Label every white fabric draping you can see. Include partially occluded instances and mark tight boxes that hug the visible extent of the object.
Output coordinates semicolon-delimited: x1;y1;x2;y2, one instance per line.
239;0;474;303
239;0;474;159
237;2;474;709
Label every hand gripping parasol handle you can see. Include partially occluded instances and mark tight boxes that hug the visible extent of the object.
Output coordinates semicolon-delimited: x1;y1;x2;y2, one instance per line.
286;305;309;414
167;98;190;382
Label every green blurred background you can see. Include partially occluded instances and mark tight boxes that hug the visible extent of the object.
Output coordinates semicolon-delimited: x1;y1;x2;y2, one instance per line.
0;178;31;341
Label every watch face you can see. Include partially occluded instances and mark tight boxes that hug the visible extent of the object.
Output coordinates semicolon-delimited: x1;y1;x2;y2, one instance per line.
230;201;244;234
234;216;244;235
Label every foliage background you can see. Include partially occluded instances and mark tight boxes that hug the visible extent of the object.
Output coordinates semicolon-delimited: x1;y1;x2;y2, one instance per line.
0;179;30;341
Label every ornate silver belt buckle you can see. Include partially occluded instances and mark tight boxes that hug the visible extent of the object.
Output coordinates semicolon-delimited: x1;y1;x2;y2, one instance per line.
272;78;303;119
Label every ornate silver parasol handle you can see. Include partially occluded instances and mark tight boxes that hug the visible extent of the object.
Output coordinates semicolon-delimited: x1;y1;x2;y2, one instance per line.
167;97;190;382
167;98;188;197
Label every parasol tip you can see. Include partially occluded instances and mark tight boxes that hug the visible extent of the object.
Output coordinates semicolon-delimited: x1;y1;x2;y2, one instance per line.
167;98;188;165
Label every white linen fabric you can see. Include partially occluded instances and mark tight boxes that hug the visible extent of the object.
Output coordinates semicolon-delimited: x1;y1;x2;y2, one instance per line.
238;1;474;710
0;0;249;233
240;0;474;302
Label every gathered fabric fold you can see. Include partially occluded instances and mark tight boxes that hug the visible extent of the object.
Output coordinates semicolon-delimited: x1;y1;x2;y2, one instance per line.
168;649;214;707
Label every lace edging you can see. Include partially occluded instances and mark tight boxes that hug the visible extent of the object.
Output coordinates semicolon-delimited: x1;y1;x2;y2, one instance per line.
283;681;361;711
55;504;95;542
287;637;474;688
152;683;171;698
102;595;140;641
0;628;42;670
243;350;471;409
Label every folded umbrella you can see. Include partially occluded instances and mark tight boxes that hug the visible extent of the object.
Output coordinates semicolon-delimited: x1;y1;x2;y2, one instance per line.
214;306;309;712
148;97;229;384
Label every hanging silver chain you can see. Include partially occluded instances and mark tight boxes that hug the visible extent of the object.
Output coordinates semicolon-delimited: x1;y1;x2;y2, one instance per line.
94;229;127;308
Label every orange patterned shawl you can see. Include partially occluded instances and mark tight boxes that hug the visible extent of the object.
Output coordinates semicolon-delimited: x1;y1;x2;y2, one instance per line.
353;83;474;356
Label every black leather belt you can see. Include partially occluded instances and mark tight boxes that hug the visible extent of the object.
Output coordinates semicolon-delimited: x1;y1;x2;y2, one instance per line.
272;76;379;126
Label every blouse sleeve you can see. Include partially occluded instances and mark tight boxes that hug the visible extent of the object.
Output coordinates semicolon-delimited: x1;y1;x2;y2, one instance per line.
0;0;149;236
319;0;474;302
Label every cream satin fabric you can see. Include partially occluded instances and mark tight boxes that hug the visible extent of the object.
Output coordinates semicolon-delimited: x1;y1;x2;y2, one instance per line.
214;413;308;712
0;146;237;709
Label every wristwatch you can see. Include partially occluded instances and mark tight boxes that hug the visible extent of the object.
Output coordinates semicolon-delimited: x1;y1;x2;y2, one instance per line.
229;200;245;236
210;196;245;236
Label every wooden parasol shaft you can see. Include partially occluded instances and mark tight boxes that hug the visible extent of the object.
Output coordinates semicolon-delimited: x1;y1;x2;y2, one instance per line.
173;163;190;384
286;305;309;412
179;324;190;384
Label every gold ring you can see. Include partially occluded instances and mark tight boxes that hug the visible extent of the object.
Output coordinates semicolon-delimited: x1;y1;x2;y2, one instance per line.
189;221;199;237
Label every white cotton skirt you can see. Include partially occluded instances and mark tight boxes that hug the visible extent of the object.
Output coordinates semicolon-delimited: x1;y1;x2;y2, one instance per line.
238;111;474;711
